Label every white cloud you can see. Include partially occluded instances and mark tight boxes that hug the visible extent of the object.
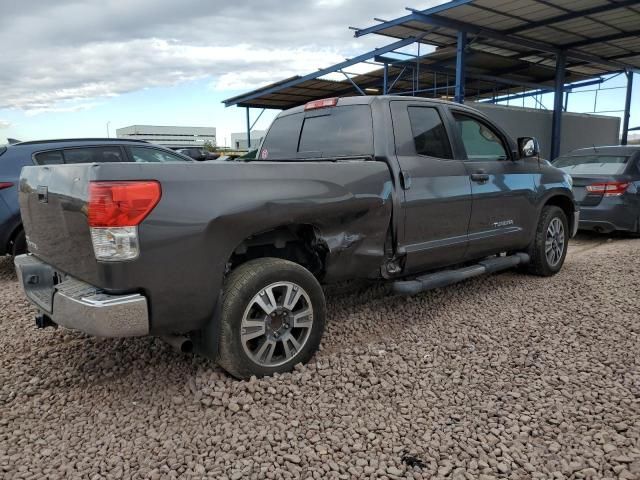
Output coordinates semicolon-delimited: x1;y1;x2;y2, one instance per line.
24;102;104;117
0;0;446;112
0;120;10;129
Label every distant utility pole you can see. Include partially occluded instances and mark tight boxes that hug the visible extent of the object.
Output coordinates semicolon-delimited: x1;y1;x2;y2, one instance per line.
106;121;111;138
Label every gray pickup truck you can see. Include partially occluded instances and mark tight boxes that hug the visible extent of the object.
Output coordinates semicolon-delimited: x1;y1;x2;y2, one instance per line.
15;96;578;379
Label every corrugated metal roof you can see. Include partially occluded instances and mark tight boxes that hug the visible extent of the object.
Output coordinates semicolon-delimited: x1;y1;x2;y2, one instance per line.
224;47;592;109
224;0;639;109
365;0;640;72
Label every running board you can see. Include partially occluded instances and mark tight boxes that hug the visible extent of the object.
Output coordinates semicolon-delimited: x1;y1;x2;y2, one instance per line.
392;253;530;295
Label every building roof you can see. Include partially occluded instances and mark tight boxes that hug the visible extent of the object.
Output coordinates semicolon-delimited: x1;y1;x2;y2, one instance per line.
224;0;640;110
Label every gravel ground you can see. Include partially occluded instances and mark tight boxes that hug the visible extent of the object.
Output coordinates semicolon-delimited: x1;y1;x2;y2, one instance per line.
1;234;639;479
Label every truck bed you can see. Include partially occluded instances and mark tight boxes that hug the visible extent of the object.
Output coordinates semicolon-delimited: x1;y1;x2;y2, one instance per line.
19;160;393;333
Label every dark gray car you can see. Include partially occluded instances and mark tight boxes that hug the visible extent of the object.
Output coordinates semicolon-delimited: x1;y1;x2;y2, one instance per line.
553;146;640;234
14;96;577;379
0;138;192;257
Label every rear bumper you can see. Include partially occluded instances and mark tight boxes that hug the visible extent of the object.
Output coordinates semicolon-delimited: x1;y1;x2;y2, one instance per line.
578;201;638;233
14;254;149;337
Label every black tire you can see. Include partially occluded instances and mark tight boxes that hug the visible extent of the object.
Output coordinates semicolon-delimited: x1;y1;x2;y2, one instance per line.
217;258;326;379
11;229;27;257
526;206;568;276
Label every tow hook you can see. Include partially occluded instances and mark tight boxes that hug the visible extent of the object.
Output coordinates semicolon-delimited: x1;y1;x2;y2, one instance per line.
35;314;57;329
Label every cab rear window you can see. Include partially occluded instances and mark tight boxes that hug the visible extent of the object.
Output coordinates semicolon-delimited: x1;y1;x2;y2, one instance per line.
259;105;373;160
553;155;629;175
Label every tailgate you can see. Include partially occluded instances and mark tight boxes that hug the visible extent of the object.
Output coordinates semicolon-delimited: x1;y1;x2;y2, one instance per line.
19;164;96;277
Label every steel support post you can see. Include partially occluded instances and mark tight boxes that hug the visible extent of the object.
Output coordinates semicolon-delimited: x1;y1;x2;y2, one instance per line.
622;71;634;145
454;31;467;103
246;107;251;149
550;52;566;159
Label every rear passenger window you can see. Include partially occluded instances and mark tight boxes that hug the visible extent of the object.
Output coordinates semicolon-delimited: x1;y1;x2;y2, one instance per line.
408;107;453;159
63;147;124;164
259;113;304;159
298;105;373;157
34;151;64;165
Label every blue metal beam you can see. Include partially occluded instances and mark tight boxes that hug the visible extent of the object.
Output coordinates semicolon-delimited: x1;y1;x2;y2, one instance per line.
622;71;634;145
454;31;467;103
374;54;552;91
388;66;407;94
411;8;640;74
383;63;389;94
356;8;639;74
405;9;560;54
245;107;251;149
504;0;640;35
223;36;418;106
564;29;640;49
340;71;366;95
353;0;473;38
250;108;265;130
551;53;566;160
482;77;607;104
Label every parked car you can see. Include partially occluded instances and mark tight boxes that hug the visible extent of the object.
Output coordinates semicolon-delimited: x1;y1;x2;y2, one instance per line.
14;96;577;379
0;138;192;257
176;147;218;161
553;146;640;234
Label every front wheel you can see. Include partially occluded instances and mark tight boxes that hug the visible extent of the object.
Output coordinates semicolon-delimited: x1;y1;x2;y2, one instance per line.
217;258;326;379
526;206;568;276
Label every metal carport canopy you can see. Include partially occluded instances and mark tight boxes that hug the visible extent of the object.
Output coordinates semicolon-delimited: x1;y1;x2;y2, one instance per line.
224;0;640;152
354;0;640;154
355;0;640;73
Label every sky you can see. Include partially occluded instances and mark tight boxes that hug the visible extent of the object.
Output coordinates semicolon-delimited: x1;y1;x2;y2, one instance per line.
0;0;638;146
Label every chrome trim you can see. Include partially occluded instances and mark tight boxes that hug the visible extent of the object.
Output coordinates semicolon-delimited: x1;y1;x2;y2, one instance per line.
14;254;149;337
572;210;580;237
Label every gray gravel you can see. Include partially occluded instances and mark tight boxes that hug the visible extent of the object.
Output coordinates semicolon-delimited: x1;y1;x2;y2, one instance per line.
1;234;639;479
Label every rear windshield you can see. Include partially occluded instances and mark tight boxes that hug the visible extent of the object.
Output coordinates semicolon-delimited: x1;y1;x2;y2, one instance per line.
553;155;629;175
259;105;373;160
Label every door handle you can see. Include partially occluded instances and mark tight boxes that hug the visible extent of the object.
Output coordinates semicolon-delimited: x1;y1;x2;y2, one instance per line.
470;170;489;183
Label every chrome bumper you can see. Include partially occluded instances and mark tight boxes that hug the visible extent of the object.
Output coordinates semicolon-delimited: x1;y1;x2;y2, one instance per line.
572;209;580;237
14;254;149;337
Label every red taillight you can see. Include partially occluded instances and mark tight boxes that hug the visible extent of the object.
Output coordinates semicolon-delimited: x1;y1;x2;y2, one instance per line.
586;181;630;197
304;97;338;111
0;182;13;190
88;181;161;227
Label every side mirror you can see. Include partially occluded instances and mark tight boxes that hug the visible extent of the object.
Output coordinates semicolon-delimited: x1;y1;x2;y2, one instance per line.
518;137;540;158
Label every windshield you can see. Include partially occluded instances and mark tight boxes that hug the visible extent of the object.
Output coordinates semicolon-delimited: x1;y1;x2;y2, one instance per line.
553;154;629;175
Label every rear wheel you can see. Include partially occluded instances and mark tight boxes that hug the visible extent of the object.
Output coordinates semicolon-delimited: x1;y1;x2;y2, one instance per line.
526;206;568;276
11;229;27;257
217;258;326;379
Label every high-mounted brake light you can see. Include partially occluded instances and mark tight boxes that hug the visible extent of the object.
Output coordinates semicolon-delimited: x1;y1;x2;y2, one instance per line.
0;182;14;190
304;97;338;111
586;181;630;197
88;181;161;261
88;181;161;227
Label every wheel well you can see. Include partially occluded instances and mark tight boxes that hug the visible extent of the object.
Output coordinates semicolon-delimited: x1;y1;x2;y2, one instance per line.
228;225;326;278
544;195;574;228
5;223;23;253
